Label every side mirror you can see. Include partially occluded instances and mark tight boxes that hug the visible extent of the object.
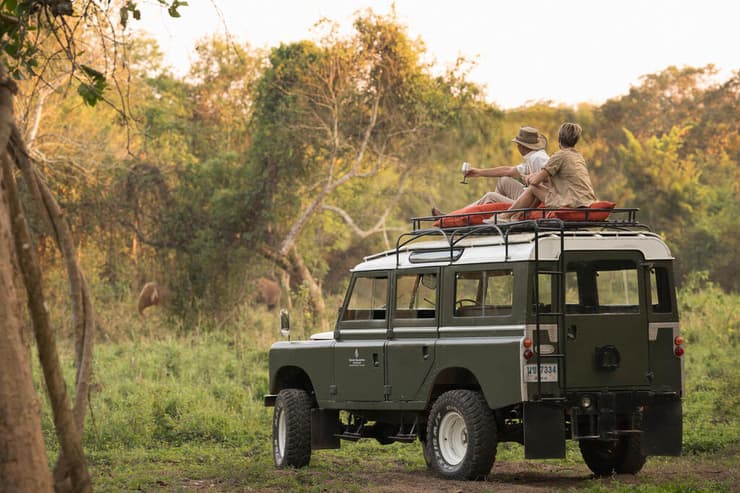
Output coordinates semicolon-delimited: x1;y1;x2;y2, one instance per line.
279;309;290;338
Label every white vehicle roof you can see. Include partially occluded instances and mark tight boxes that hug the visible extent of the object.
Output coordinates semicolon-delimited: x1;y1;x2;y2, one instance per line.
352;230;672;272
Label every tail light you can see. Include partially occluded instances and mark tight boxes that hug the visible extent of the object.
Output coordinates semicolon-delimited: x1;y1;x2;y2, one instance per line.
523;337;533;348
674;334;685;357
523;349;534;360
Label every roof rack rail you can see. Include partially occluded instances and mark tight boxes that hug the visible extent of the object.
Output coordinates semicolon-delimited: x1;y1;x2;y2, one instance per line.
395;207;650;265
411;206;646;232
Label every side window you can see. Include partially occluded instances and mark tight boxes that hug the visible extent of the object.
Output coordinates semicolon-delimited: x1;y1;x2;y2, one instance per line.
395;273;437;319
455;270;513;317
649;267;673;313
535;273;554;312
342;276;388;321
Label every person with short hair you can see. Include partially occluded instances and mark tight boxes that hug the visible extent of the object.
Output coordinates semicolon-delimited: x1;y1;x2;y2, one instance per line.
491;122;597;221
432;126;549;216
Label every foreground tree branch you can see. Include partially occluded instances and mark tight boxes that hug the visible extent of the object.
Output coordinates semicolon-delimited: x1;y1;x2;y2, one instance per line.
0;63;92;493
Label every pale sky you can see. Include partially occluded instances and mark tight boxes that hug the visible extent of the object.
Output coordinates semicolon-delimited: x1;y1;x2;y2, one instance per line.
133;0;739;109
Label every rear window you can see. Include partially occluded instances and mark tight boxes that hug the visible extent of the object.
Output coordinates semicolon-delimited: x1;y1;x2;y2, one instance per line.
566;260;640;314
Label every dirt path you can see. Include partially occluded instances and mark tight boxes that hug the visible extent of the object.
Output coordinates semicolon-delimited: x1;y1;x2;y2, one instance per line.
180;454;739;492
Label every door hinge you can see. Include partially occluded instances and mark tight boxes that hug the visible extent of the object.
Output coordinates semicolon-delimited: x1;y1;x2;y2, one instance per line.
384;385;392;398
329;385;337;395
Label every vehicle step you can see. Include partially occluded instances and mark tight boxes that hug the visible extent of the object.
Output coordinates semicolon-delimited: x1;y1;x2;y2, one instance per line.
387;434;418;443
334;432;362;442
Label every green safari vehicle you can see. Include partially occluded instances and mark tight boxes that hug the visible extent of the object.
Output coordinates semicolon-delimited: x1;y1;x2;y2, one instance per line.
264;207;684;480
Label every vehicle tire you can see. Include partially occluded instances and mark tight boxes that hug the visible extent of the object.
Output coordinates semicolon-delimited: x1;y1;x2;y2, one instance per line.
615;434;646;474
421;437;434;469
272;389;312;468
579;439;618;476
427;390;497;480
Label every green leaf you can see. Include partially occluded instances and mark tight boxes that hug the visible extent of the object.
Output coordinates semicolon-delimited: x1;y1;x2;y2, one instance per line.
80;64;105;82
119;7;128;28
78;82;102;107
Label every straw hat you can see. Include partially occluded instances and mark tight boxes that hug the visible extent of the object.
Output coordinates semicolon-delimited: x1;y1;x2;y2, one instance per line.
512;126;547;150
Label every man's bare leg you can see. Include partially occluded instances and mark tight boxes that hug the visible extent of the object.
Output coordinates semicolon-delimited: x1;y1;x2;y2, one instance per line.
501;185;548;219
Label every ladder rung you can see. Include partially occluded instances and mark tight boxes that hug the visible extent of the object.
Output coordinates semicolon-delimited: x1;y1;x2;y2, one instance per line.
537;270;564;275
537;353;565;358
535;312;564;316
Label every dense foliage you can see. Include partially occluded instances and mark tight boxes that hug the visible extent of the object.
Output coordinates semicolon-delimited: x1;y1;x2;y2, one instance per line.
8;10;738;320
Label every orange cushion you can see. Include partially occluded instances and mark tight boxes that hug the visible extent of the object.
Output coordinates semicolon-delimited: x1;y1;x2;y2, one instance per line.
522;203;547;219
546;201;616;221
434;202;511;228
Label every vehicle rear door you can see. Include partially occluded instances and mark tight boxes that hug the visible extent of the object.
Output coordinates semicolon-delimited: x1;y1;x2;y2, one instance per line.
562;251;650;389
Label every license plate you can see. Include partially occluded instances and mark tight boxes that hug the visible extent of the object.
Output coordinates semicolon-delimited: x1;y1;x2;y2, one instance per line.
525;363;559;382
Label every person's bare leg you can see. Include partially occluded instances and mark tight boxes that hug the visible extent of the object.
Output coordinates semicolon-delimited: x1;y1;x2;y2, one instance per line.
500;187;540;219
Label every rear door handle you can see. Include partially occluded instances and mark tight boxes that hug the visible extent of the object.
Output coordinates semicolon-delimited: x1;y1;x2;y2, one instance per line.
567;325;577;340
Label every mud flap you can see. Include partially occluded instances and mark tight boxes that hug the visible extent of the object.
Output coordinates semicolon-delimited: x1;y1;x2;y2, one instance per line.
311;408;340;450
524;402;565;459
642;396;682;455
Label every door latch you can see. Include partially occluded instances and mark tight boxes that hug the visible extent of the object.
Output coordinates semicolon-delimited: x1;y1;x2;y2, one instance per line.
567;325;577;340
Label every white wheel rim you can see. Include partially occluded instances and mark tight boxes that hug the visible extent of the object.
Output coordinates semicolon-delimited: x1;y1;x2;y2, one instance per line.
277;408;287;458
439;411;468;466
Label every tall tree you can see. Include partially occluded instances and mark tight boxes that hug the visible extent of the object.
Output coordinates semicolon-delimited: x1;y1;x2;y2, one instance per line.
245;11;476;326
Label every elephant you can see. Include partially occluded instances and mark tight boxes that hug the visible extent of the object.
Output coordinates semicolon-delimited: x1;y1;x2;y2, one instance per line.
137;281;170;315
255;277;281;310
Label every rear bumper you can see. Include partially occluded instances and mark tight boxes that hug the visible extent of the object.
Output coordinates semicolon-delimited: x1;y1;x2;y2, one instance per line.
524;391;682;458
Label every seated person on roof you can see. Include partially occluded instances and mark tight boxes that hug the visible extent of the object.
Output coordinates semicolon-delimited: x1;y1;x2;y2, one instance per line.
495;122;597;221
432;126;550;216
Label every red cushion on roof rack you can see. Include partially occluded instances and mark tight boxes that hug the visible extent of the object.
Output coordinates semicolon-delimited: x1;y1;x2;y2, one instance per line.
522;203;547;219
434;202;511;228
545;201;616;221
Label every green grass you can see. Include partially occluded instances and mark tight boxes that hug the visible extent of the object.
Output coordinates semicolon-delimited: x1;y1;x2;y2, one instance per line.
32;278;739;491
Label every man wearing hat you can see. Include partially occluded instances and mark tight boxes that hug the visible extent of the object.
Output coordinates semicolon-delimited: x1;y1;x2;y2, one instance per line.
432;126;549;215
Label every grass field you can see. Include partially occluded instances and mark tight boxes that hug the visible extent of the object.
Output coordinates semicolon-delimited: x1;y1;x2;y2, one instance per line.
35;276;739;492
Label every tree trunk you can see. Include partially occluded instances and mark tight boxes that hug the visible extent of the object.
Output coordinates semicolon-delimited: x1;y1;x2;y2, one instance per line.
260;246;328;330
0;159;54;493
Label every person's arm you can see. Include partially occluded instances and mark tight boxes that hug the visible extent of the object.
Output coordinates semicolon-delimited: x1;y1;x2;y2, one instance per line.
524;168;550;186
465;166;519;178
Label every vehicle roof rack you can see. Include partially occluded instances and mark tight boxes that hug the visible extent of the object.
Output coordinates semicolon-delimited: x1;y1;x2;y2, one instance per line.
395;207;650;267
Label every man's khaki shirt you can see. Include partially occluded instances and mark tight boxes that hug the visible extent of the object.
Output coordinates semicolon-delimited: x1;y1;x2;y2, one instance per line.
544;148;597;208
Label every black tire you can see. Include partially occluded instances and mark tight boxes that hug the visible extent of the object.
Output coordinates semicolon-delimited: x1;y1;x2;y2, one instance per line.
426;390;497;480
579;439;618;476
421;437;433;469
615;434;647;474
272;389;312;468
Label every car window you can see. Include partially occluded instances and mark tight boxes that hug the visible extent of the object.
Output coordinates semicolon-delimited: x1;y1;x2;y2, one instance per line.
565;260;640;314
395;273;437;319
342;276;388;321
454;270;513;317
649;267;673;313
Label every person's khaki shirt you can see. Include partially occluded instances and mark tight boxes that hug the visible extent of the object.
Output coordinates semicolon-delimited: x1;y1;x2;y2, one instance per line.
543;148;597;208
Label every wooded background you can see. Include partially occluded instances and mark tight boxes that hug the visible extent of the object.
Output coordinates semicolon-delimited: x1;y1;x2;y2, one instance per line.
10;9;738;326
0;3;737;491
